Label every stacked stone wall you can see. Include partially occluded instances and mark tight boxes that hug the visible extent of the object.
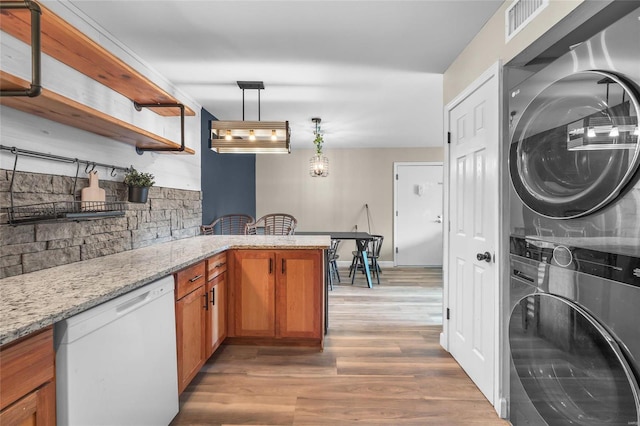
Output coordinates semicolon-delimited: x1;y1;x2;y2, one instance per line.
0;169;202;278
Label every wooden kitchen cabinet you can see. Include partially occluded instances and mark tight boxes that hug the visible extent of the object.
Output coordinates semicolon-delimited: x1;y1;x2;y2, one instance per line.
174;262;207;394
276;250;323;339
205;252;227;357
231;250;276;337
0;327;56;426
228;249;323;345
174;253;229;394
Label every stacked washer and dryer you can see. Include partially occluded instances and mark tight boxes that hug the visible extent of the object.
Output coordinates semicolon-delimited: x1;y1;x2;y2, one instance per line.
506;6;640;426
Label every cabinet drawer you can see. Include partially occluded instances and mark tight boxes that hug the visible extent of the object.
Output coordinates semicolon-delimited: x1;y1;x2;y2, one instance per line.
0;327;54;411
175;261;206;300
206;252;227;281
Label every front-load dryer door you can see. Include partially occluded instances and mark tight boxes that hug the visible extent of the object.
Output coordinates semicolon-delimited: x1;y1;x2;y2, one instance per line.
509;293;640;425
509;71;640;219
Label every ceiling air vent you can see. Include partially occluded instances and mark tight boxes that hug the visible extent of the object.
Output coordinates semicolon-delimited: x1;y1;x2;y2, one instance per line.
505;0;548;42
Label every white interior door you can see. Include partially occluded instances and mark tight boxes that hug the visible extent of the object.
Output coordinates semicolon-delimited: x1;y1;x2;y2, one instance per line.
394;163;443;266
446;66;499;404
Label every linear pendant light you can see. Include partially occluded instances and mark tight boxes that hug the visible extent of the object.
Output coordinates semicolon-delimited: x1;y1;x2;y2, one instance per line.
210;81;290;154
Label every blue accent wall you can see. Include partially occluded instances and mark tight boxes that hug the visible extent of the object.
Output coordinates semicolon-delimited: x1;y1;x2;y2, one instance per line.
201;108;256;225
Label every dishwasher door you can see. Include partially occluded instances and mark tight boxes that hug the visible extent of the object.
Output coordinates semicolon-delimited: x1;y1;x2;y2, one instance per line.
55;275;178;426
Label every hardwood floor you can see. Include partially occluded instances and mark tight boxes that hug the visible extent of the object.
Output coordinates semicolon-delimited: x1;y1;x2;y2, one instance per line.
170;267;509;425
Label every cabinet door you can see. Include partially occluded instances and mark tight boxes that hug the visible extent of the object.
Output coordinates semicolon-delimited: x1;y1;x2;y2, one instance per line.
0;381;55;426
205;273;226;358
175;286;206;394
276;250;322;339
233;250;276;337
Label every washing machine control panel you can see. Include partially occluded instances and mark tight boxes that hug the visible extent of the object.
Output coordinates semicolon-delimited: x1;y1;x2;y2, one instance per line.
510;236;640;287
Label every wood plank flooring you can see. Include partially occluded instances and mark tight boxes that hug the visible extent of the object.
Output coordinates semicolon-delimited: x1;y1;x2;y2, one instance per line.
170;267;509;425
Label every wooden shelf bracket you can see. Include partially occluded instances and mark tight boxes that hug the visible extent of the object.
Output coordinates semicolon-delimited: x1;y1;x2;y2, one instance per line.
0;1;41;98
133;102;186;155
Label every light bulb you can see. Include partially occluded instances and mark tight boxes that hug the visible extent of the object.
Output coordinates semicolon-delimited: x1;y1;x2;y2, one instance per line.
609;126;619;137
249;130;256;141
587;127;596;138
225;130;232;140
271;130;277;141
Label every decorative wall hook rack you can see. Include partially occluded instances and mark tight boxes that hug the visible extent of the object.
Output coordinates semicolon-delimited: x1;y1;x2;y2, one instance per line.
1;145;130;225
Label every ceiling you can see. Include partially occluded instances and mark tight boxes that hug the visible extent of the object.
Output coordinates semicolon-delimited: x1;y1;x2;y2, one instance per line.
67;0;503;150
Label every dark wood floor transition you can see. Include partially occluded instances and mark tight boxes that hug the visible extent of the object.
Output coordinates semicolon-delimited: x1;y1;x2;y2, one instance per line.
170;267;508;425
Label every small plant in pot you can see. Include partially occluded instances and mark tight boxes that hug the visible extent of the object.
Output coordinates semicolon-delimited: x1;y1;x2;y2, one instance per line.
124;168;155;203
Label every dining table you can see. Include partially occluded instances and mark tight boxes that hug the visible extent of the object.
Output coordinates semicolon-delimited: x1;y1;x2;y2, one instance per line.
296;231;375;289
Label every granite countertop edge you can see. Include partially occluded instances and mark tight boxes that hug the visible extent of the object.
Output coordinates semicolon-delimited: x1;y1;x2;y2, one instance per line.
0;235;330;346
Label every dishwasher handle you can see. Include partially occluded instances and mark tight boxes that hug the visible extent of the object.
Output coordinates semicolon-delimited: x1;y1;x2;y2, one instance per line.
116;291;153;316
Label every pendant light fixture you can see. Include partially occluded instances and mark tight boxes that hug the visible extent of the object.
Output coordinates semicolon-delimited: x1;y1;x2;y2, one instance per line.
309;117;329;177
565;73;639;151
210;81;290;154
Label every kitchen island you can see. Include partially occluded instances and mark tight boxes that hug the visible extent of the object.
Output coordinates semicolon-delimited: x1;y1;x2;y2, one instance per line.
0;234;329;346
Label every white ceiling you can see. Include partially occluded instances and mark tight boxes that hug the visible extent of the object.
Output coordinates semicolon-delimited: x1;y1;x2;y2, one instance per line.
67;0;503;149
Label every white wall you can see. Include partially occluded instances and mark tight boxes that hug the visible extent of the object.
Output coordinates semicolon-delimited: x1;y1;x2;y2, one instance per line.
0;0;201;191
256;147;444;262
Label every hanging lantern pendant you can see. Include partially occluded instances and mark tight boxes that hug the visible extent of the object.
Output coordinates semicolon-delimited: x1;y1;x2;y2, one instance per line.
310;154;329;177
309;117;329;177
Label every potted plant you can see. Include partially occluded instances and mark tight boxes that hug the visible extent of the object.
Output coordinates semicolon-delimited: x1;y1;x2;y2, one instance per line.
124;168;155;203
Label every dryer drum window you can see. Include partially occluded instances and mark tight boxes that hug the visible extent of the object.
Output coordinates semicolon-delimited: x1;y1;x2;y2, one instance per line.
509;70;640;219
509;293;640;425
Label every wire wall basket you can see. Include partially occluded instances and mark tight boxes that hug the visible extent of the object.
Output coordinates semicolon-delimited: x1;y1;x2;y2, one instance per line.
6;201;126;225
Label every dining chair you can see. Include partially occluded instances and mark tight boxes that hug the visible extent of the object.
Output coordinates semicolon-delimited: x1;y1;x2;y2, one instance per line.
200;214;255;235
245;213;297;235
327;239;341;289
349;235;383;285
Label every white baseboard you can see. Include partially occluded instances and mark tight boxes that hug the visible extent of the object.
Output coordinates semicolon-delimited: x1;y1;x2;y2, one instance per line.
439;332;448;351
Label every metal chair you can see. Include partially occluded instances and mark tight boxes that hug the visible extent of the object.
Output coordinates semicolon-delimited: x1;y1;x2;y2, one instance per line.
245;213;297;235
201;214;255;235
349;235;383;285
327;239;341;289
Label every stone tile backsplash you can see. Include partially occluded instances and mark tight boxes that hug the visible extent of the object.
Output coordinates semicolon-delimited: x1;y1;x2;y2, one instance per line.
0;169;202;278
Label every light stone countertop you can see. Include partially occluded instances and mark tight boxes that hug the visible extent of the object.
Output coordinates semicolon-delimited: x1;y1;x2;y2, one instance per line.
0;235;330;346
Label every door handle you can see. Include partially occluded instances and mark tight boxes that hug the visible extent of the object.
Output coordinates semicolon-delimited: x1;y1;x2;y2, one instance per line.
435;215;443;223
269;258;273;274
476;251;492;263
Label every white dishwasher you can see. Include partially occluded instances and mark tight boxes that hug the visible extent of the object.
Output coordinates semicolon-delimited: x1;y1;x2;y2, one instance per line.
55;275;179;425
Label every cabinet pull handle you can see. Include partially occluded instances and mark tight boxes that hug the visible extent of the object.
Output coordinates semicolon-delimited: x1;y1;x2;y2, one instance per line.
269;258;273;274
282;259;286;274
211;287;215;306
203;292;208;310
189;274;203;282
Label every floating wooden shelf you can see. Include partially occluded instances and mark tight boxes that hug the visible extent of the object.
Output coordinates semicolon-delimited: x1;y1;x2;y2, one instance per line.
0;1;195;117
0;71;195;154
